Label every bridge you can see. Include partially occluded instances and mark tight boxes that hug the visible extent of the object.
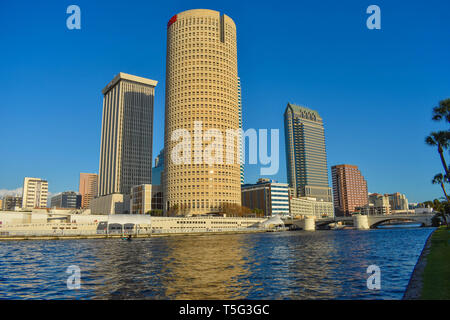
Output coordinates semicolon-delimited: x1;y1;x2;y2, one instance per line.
283;213;435;231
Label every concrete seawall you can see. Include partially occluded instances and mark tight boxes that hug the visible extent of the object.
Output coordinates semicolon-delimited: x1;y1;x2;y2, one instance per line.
402;228;435;299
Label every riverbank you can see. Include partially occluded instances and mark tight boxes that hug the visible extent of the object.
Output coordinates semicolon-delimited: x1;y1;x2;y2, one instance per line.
0;228;270;241
403;226;450;299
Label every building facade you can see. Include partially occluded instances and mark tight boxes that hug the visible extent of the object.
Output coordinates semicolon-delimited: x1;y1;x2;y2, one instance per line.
50;191;81;209
238;76;244;184
387;192;409;211
331;164;368;216
130;184;163;214
98;72;157;197
90;194;129;215
1;196;22;211
22;177;48;209
289;196;334;219
152;149;164;186
356;193;391;215
284;103;332;202
241;179;289;216
408;203;418;210
164;9;241;215
356;203;388;216
79;173;98;209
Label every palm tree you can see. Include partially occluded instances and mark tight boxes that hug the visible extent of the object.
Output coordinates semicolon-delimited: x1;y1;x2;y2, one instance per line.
432;174;449;201
432;173;449;227
432;98;450;123
425;131;450;177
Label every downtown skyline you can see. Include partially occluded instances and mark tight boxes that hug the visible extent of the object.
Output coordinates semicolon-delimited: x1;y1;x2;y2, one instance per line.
1;1;450;203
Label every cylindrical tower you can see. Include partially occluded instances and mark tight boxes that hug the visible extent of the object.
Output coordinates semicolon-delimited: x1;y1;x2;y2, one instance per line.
164;9;241;215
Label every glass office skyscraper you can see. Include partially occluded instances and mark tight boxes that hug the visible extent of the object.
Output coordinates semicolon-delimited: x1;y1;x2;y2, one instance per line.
284;103;332;202
98;72;157;196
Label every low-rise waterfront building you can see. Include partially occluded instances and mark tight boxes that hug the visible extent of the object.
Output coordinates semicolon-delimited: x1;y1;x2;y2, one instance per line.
414;207;433;214
289;196;334;219
50;191;81;209
356;203;388;216
408;203;418;210
241;179;289;216
0;211;267;236
90;194;130;215
148;216;264;233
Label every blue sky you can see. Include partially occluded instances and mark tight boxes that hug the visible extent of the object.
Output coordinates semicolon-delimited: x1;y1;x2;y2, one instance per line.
0;0;449;203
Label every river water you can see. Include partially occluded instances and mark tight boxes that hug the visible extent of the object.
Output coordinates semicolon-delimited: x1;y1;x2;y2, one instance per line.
0;227;434;299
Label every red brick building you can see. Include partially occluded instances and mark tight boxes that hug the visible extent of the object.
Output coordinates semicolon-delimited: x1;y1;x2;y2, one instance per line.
331;164;368;216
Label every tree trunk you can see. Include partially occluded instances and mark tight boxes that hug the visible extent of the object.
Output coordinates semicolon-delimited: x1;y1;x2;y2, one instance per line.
440;182;449;228
441;182;450;202
438;144;450;177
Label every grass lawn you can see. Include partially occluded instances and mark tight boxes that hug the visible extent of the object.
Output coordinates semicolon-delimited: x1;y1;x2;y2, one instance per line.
421;226;450;299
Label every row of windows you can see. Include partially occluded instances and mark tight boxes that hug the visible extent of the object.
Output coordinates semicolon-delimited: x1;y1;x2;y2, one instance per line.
167;199;240;210
168;120;238;130
168;84;236;97
167;60;236;72
168;44;235;61
170;183;240;192
166;168;238;176
167;186;240;194
168;72;236;87
169;38;235;55
167;60;236;73
168;99;237;110
169;47;234;60
167;191;240;197
167;92;236;104
167;72;236;88
168;108;238;118
167;42;234;56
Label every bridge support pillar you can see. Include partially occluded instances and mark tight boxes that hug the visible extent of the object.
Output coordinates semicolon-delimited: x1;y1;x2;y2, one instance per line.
301;216;316;231
354;215;369;230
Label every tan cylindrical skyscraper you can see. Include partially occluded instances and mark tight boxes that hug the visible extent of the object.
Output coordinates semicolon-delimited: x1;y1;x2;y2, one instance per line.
164;9;241;215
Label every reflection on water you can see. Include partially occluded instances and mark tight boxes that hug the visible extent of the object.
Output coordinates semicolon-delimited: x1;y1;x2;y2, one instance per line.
0;227;434;299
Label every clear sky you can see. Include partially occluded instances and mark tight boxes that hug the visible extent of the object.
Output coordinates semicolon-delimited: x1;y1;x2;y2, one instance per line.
1;0;449;203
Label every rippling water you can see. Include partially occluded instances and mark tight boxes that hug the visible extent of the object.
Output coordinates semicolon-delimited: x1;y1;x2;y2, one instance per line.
0;227;434;299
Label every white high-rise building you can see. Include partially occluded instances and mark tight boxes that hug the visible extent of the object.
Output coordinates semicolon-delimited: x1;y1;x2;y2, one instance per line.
22;177;48;209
